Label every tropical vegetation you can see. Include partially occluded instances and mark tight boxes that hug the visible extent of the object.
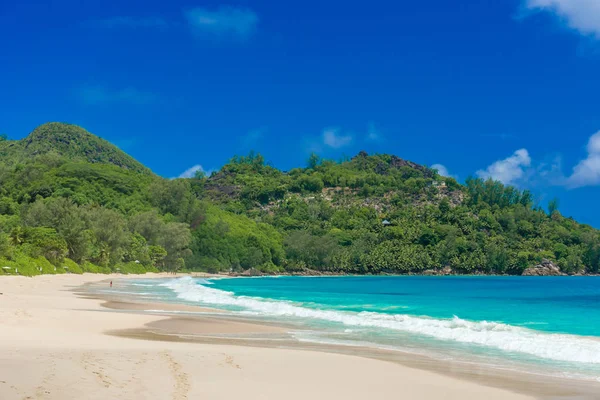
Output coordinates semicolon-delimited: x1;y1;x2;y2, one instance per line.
1;123;599;276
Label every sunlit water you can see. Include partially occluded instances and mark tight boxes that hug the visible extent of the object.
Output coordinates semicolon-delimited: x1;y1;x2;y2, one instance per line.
116;275;600;381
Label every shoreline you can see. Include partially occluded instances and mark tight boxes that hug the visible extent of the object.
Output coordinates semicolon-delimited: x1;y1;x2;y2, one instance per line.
93;276;600;399
224;268;600;278
0;274;597;399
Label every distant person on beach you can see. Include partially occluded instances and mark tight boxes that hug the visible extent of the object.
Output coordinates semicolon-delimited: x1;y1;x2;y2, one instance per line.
110;281;112;288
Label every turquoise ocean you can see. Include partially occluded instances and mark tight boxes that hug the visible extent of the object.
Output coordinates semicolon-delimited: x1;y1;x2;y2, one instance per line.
119;276;600;381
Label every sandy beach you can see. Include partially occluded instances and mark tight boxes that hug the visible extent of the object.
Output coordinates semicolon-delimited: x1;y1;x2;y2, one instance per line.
0;274;590;399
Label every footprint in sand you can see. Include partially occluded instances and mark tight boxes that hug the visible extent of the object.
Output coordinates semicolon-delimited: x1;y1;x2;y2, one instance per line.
160;351;190;400
223;354;242;370
14;309;33;319
81;353;113;389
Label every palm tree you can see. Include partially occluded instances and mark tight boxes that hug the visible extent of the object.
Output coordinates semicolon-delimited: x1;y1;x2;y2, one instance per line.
10;226;24;245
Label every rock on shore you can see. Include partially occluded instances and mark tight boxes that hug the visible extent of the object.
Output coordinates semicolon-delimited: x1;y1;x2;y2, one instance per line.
522;259;565;276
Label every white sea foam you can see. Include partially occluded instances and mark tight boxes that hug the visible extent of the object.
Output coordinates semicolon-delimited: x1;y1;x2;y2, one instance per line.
143;309;211;315
98;290;153;295
130;283;155;287
160;277;600;365
193;278;214;285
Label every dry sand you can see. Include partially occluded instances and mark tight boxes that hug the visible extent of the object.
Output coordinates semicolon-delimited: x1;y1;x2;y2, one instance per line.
0;273;567;399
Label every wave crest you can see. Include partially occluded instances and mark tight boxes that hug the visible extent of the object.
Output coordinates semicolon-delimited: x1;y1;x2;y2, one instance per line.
160;277;600;364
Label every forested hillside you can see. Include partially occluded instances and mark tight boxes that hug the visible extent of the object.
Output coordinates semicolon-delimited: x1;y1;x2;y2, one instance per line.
1;123;599;276
0;123;150;174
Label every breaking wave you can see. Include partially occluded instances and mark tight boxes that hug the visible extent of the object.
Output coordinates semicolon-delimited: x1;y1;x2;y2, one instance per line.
160;277;600;365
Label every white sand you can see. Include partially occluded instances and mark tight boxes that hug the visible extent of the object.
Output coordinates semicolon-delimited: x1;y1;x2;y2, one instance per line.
0;274;535;400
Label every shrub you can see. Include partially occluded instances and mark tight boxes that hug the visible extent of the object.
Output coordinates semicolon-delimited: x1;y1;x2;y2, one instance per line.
115;261;148;275
62;258;83;274
81;261;111;274
0;258;18;275
35;256;61;274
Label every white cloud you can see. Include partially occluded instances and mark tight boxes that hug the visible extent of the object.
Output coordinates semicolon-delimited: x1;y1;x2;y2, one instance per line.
91;16;168;29
177;165;207;179
523;0;600;38
431;164;452;178
476;149;532;185
185;6;258;40
78;85;157;105
323;128;353;149
366;122;382;141
567;131;600;188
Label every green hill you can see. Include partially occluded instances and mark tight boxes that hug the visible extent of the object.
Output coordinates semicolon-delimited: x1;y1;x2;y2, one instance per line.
193;151;600;275
0;123;186;276
1;123;599;276
0;122;150;174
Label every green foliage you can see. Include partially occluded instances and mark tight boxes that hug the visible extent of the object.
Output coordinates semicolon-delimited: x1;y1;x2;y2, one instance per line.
194;150;600;275
0;253;61;276
128;210;191;269
0;123;196;276
1;124;599;276
81;261;111;274
548;197;560;216
4;122;150;174
62;258;83;274
21;227;68;263
285;231;339;270
307;153;322;169
115;261;158;274
188;203;284;272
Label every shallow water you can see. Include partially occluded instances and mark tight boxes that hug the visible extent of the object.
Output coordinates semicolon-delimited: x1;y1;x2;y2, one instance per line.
122;275;600;381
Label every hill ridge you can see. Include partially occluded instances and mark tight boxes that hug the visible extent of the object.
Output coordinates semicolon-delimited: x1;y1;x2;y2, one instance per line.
2;122;151;175
0;122;599;277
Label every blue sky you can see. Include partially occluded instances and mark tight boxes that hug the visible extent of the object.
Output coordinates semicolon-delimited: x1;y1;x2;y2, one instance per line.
2;0;600;225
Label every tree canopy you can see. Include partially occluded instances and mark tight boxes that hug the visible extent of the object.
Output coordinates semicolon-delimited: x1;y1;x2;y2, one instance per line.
1;123;599;276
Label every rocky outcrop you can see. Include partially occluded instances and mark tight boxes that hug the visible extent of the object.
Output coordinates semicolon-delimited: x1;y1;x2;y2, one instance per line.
390;156;435;178
237;268;264;277
231;269;346;277
421;266;454;276
205;171;241;200
352;151;435;178
522;259;565;276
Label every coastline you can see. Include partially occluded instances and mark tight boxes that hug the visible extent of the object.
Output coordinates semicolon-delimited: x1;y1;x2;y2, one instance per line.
225;269;600;277
1;274;597;399
97;277;600;399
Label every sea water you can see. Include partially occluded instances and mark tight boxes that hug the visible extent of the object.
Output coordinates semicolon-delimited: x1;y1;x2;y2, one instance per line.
122;275;600;381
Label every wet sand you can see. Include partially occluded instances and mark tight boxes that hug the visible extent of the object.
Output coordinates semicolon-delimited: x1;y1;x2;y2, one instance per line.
106;301;600;400
0;273;597;399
